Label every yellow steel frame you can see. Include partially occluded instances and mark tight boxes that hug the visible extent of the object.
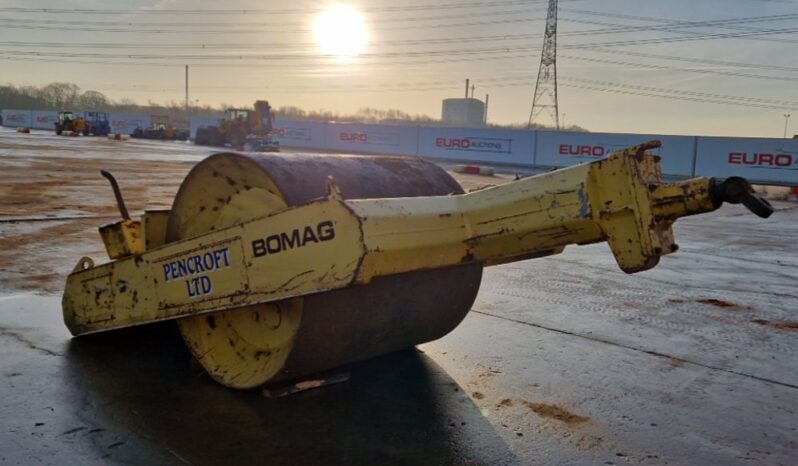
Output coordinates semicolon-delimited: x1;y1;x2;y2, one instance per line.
63;143;720;336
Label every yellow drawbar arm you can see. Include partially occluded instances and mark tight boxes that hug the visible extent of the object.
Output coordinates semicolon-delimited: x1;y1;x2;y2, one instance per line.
63;142;772;336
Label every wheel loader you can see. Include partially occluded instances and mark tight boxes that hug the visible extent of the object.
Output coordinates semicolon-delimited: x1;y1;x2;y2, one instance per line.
194;100;279;152
62;141;772;390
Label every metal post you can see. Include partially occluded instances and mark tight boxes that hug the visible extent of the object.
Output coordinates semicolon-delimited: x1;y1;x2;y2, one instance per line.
465;79;469;99
784;114;791;138
528;0;559;130
484;94;489;125
185;65;189;112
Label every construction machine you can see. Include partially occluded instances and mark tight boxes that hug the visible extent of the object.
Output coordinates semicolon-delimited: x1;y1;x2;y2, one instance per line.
54;111;81;135
194;100;279;152
55;111;110;136
83;112;111;136
132;115;190;141
62;141;772;390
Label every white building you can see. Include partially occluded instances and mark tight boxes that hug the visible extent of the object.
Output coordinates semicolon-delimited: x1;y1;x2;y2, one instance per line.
442;98;486;127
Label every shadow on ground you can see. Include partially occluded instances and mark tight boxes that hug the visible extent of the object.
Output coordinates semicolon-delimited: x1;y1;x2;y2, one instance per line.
0;296;517;466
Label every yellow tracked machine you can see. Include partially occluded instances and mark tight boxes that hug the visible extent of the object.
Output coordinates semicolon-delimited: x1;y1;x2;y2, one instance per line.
63;141;772;389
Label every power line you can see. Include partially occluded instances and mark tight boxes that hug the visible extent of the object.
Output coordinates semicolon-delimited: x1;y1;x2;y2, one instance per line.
558;82;798;111
1;23;795;60
3;10;794;30
0;50;539;69
561;26;798;49
584;48;798;73
0;8;541;28
0;16;543;35
0;0;563;15
561;54;798;82
0;24;794;53
3;11;797;39
0;34;541;50
6;66;794;110
0;46;545;61
559;76;798;105
563;16;798;45
5;11;797;49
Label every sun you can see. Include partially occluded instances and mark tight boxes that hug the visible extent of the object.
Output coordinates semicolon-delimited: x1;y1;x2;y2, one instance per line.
314;4;368;59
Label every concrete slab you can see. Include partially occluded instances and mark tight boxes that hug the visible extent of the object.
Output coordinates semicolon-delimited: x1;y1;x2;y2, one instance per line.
421;202;798;465
1;129;796;465
0;295;517;466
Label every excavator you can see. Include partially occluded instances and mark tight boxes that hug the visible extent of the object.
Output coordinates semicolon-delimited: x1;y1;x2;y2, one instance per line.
194;100;279;152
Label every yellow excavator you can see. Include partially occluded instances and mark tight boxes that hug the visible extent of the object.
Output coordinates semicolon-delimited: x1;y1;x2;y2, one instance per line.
194;100;279;151
62;141;772;390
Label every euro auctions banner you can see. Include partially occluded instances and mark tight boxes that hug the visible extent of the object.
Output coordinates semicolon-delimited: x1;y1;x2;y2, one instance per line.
1;109;32;128
325;122;418;156
535;131;696;177
695;137;798;185
31;111;58;130
108;113;150;134
417;126;535;164
272;119;326;150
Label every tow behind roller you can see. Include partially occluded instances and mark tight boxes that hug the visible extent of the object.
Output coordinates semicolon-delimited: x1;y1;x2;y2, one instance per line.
63;141;773;389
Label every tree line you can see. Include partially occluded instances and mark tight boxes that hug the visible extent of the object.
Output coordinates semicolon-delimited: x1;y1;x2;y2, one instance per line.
0;82;585;131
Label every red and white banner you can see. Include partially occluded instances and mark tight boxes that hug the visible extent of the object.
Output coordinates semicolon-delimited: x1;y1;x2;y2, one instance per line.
695;137;798;185
535;131;696;177
1;109;32;128
6;105;798;186
272;119;326;150
107;113;150;135
418;126;534;164
30;111;58;130
325;122;418;155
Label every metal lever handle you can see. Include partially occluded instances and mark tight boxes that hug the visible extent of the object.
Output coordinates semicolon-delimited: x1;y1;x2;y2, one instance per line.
710;177;774;219
100;170;131;220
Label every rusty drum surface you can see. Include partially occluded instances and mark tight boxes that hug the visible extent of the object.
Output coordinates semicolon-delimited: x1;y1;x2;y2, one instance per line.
165;152;483;388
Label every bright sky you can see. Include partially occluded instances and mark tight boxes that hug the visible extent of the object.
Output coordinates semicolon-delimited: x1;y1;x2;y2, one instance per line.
1;0;796;137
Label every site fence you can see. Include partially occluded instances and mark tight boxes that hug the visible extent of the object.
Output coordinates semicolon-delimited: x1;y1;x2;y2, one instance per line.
1;109;151;135
2;108;795;186
270;119;798;186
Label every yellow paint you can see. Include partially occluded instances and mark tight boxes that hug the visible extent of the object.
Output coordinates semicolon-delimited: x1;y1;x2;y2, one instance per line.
98;219;143;260
64;143;727;378
142;210;170;250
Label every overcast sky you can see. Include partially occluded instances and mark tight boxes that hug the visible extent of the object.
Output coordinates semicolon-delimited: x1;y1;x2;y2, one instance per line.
1;0;796;137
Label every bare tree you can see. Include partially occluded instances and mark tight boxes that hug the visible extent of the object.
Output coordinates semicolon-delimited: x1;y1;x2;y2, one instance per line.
77;90;110;110
39;82;81;110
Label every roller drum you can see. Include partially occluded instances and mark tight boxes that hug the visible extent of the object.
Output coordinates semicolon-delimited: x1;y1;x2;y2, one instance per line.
166;152;483;388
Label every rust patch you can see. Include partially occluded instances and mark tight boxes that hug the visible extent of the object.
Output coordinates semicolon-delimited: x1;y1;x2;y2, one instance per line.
497;398;513;408
206;315;217;330
472;391;485;400
523;401;589;424
696;298;737;308
751;319;798;331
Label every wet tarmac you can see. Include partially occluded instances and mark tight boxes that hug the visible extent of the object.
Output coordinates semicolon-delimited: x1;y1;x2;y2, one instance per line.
1;128;796;465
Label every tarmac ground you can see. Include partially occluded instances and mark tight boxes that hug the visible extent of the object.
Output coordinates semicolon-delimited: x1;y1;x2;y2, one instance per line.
1;128;796;465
